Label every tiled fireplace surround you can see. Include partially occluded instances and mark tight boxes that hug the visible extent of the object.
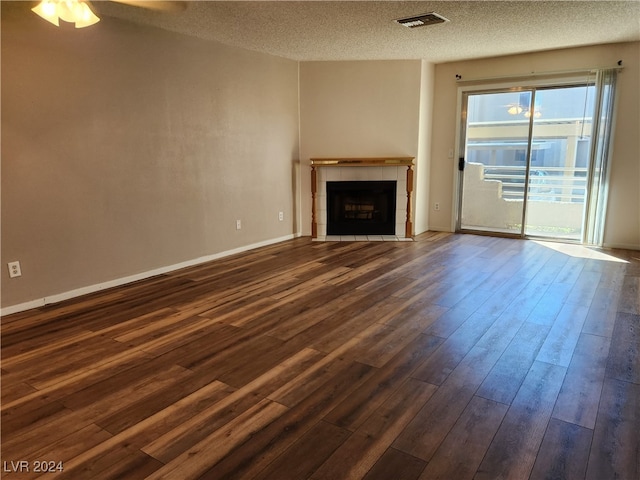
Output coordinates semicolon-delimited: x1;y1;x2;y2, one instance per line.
310;158;414;240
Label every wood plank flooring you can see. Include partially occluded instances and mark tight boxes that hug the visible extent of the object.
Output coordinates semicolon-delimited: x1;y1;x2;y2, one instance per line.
1;232;639;479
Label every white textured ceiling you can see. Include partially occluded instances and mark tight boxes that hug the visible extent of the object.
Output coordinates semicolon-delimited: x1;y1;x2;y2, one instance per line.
60;1;640;61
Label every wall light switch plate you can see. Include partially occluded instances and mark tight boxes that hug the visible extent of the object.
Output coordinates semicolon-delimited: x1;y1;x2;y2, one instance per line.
279;212;284;221
236;220;242;230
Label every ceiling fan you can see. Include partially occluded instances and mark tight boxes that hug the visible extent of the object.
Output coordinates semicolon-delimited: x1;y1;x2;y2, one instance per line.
32;0;186;29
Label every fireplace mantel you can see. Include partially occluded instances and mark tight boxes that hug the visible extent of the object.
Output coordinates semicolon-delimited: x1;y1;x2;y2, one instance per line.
310;157;415;238
310;157;414;167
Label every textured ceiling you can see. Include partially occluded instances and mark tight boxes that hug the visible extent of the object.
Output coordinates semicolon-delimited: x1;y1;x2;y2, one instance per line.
43;1;640;62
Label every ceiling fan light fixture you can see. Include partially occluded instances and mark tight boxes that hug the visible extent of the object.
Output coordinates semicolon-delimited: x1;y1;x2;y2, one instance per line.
74;2;101;28
32;0;100;28
32;0;60;26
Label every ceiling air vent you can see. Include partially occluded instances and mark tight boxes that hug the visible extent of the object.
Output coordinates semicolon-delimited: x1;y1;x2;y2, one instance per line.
396;12;449;28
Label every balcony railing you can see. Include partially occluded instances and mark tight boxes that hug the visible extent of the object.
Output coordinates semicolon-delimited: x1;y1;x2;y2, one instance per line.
482;165;589;203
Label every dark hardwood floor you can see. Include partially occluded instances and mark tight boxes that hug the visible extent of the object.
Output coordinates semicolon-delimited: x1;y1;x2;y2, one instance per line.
1;232;638;479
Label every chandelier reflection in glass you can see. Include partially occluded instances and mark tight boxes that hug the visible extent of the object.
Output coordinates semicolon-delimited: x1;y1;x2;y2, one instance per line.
32;0;100;28
507;92;542;118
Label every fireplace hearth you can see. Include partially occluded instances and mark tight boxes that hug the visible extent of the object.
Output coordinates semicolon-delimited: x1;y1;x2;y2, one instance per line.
327;181;396;235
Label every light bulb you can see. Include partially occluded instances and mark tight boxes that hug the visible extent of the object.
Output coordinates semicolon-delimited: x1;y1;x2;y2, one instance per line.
31;0;100;28
32;0;60;26
508;105;523;115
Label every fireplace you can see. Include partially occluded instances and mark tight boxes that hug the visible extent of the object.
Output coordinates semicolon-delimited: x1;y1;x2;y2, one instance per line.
310;157;414;238
327;181;396;235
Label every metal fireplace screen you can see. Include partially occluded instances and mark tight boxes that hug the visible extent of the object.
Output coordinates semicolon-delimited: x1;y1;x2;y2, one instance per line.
326;181;397;235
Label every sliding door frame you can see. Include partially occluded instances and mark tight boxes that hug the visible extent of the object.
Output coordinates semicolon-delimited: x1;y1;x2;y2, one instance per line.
453;73;605;242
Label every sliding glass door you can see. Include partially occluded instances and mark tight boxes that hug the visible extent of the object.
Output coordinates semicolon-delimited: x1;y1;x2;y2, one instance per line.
457;79;607;243
524;84;595;239
459;90;533;235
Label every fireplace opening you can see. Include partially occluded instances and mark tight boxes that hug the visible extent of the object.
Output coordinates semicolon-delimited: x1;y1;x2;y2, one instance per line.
326;181;397;235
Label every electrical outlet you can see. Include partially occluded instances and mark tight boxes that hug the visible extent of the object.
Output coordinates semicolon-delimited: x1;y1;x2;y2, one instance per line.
8;261;22;278
236;219;242;230
434;202;440;211
278;211;284;221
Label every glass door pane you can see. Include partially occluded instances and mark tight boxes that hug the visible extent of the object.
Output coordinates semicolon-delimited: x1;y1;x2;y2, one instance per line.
460;90;533;234
585;69;617;246
524;85;595;240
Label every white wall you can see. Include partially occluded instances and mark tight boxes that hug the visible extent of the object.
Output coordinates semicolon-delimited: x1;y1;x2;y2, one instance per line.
429;42;640;249
1;4;300;309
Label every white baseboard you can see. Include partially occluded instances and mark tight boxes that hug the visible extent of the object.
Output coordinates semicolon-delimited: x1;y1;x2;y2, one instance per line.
1;234;299;317
602;241;640;251
426;226;454;233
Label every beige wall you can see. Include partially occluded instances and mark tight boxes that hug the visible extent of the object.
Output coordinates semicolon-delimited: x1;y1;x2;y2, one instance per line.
429;42;640;249
3;3;638;313
415;60;435;234
1;5;299;309
298;60;424;236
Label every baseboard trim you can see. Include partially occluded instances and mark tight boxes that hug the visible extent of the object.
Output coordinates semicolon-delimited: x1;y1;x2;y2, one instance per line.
602;241;640;251
426;226;454;233
1;234;299;317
